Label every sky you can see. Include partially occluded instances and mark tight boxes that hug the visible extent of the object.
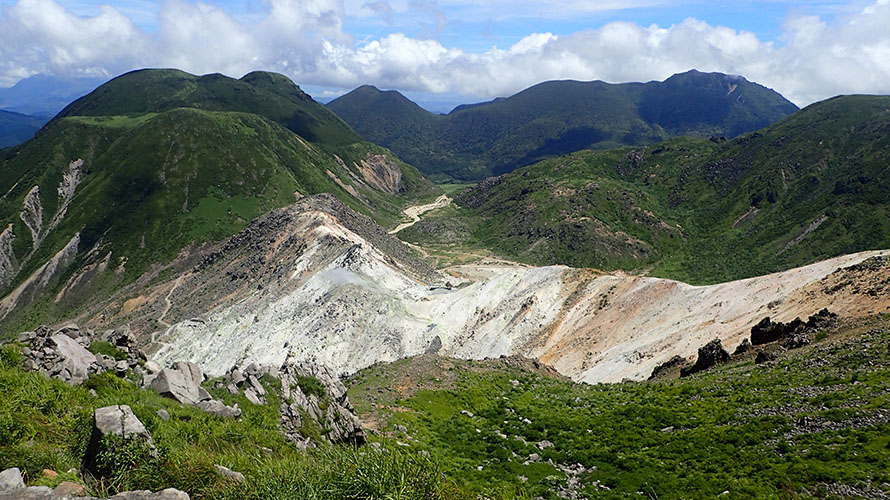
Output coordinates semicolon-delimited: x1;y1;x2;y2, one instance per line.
1;0;889;111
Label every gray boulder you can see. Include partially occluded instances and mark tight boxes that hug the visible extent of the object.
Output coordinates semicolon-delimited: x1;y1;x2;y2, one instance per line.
54;481;88;497
108;489;189;499
213;465;245;483
0;468;24;490
82;405;155;479
196;400;241;419
148;363;210;405
0;486;54;500
47;334;96;384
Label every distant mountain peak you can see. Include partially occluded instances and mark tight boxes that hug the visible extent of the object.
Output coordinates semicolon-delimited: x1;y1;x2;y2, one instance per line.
329;71;799;181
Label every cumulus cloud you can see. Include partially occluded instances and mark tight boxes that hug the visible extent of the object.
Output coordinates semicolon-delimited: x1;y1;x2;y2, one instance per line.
1;0;890;105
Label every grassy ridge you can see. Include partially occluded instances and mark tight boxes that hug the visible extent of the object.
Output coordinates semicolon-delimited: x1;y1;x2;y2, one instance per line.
421;95;890;284
328;70;797;181
56;69;362;148
348;316;890;499
0;69;440;331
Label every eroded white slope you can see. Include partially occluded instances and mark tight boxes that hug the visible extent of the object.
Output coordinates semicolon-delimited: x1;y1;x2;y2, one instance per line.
143;198;890;382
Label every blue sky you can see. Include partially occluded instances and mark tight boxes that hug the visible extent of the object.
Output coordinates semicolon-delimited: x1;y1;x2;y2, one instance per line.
1;0;889;110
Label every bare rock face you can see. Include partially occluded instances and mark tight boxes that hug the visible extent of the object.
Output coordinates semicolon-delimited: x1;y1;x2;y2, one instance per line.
81;405;155;480
0;224;18;294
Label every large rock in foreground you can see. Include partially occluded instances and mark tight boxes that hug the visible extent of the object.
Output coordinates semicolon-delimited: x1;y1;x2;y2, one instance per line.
81;405;155;479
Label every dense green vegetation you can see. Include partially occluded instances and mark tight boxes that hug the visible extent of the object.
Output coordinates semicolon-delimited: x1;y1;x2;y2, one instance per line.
0;109;46;148
2;316;888;498
348;316;890;499
0;69;439;330
328;70;797;181
406;95;890;283
56;69;361;148
0;344;465;499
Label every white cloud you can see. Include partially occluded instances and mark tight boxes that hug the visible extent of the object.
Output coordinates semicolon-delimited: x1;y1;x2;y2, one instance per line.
1;0;890;105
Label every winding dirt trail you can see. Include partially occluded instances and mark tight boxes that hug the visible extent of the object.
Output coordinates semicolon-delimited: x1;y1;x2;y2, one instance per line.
389;194;452;234
158;275;184;328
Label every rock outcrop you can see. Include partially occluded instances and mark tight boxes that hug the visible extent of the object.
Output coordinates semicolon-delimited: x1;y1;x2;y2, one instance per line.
216;357;364;448
13;325;239;419
17;325;140;384
146;362;240;418
755;350;777;364
279;358;365;447
749;309;838;347
20;325;96;384
680;339;730;377
648;355;686;380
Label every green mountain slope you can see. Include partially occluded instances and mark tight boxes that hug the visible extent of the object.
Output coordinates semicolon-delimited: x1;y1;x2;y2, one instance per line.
403;95;890;284
348;315;890;499
328;70;798;181
57;69;362;147
0;69;439;329
0;110;47;149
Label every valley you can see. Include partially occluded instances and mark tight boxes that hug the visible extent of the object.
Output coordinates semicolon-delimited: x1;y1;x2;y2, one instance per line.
1;67;889;500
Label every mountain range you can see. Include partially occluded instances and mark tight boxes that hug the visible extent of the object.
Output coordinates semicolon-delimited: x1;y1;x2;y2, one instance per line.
1;66;890;499
0;110;46;149
0;68;437;329
0;73;105;117
398;94;890;284
328;70;799;181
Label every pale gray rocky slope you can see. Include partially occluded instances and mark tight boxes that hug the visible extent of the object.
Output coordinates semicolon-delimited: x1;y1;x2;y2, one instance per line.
40;195;890;383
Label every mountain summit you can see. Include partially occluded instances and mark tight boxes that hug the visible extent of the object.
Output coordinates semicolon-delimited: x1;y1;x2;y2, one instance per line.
0;69;437;329
329;70;798;180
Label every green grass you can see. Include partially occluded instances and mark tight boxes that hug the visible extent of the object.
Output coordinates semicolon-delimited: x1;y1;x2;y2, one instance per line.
347;318;890;499
0;344;469;499
87;341;127;361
